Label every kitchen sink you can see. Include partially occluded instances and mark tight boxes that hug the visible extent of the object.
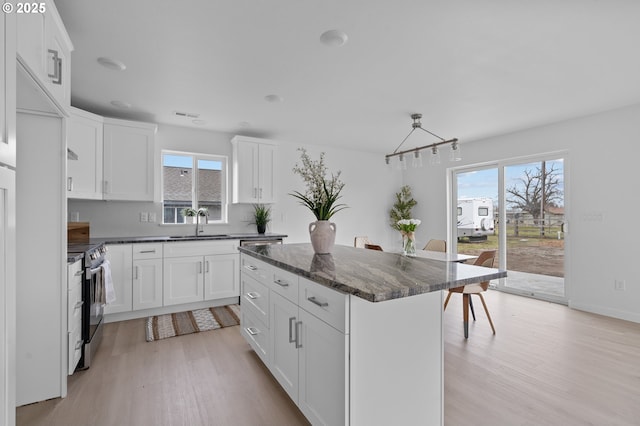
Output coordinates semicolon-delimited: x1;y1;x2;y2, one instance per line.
167;234;230;240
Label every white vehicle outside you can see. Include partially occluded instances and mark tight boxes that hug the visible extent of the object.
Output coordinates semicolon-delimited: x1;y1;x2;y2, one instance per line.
457;198;495;240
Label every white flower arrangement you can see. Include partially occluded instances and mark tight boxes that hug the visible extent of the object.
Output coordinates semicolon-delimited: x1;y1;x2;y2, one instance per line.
397;218;421;233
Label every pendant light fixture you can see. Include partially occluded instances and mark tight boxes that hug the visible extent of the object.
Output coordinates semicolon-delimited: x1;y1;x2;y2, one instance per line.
385;113;459;167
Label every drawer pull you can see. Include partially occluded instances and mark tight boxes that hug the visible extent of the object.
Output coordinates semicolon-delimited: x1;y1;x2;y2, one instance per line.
246;292;259;300
289;317;296;343
246;327;260;336
139;249;156;253
75;340;83;350
274;279;289;287
295;321;303;348
244;265;258;271
74;301;83;310
74;270;83;276
307;296;328;307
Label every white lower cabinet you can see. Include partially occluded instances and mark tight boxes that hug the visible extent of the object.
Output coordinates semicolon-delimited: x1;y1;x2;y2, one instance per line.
104;244;133;314
241;254;348;425
132;243;163;310
163;255;204;306
67;259;83;375
163;240;240;306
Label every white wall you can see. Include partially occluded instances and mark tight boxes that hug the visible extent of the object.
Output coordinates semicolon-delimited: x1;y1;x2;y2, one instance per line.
69;123;402;248
403;103;640;323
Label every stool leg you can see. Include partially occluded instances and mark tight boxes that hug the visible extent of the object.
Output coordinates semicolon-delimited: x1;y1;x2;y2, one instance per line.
463;294;469;339
478;293;496;335
469;295;476;321
444;291;452;310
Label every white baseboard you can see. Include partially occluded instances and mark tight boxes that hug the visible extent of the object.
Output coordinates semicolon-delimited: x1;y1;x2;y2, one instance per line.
568;300;640;324
104;296;240;323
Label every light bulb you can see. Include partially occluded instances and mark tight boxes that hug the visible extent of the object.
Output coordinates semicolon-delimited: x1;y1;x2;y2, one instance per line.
430;145;441;165
449;141;462;161
412;150;422;168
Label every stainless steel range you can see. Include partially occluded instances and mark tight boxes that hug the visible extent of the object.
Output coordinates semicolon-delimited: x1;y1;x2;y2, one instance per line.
68;241;108;369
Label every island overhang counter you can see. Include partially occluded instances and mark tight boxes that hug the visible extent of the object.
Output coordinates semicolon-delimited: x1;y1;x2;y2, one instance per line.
238;243;507;426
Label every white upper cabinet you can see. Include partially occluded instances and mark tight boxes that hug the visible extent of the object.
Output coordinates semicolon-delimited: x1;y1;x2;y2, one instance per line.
103;118;157;201
16;0;73;111
67;107;103;199
231;136;277;204
1;12;16;168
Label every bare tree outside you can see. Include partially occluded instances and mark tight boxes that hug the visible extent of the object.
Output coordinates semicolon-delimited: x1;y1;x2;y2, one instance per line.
506;161;564;236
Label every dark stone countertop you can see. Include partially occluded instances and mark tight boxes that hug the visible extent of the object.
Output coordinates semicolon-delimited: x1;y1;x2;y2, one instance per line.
87;233;287;245
239;243;507;302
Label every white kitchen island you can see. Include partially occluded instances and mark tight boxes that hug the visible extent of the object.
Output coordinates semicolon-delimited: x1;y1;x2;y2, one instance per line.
239;243;506;426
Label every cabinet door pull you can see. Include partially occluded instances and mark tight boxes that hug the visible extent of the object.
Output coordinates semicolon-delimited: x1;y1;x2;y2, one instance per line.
246;292;259;299
134;266;139;279
274;279;289;287
295;321;303;349
206;261;210;273
74;270;83;276
48;49;61;83
246;327;259;336
288;317;296;343
244;264;258;271
67;177;73;191
259;188;263;199
198;261;203;274
139;249;156;254
307;296;328;307
75;340;84;350
74;300;84;310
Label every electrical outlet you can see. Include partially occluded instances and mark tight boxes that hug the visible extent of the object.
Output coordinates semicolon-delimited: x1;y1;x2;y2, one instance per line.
148;212;156;222
140;212;148;222
614;280;626;291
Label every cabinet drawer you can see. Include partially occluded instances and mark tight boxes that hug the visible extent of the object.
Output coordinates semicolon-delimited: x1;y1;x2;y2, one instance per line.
132;243;163;260
241;308;269;366
164;240;239;257
271;267;299;304
68;327;83;375
67;284;83;329
299;277;349;333
240;254;272;283
242;274;269;327
68;260;83;289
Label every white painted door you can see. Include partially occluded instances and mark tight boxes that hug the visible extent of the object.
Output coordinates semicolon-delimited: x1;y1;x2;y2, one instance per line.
103;244;133;314
298;309;346;426
0;167;16;426
103;120;155;201
67;108;103;199
204;254;239;300
163;256;204;305
1;13;17;169
269;292;299;404
133;258;163;310
233;140;258;203
257;143;275;203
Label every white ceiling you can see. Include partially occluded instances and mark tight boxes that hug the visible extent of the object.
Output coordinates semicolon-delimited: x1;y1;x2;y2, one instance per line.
54;0;640;154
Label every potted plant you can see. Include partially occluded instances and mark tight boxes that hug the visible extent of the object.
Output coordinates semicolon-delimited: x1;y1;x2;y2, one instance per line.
251;204;271;234
290;148;348;254
181;207;197;224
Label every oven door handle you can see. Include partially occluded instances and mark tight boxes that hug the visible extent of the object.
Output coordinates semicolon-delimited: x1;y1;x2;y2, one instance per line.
86;265;103;280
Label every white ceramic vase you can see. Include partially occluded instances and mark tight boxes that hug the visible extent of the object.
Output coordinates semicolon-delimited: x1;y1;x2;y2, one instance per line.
309;220;336;254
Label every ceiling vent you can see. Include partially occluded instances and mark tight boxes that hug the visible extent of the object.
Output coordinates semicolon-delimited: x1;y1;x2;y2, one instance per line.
173;111;200;119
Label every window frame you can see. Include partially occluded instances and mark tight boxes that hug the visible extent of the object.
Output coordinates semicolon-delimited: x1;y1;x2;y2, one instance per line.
161;149;229;225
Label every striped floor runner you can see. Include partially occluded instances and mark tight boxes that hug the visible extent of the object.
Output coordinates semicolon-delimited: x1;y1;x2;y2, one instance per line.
145;304;240;342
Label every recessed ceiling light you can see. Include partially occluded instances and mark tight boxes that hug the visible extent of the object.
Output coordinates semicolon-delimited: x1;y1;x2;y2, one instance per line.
192;119;206;125
238;121;251;128
110;100;131;109
173;111;200;118
264;94;283;103
97;57;127;71
320;29;348;47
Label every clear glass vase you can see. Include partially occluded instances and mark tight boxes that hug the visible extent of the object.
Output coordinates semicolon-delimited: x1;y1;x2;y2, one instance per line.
402;232;416;257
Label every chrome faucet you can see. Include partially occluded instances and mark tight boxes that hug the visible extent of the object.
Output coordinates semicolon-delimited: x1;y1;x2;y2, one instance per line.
195;209;208;236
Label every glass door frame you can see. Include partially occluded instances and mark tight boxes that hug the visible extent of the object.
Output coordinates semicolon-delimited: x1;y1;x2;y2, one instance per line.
448;150;570;304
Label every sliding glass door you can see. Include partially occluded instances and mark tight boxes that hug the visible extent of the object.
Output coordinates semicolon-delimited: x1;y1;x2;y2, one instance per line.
452;154;566;303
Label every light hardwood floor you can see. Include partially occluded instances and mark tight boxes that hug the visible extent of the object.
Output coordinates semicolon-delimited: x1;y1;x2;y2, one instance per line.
17;291;640;425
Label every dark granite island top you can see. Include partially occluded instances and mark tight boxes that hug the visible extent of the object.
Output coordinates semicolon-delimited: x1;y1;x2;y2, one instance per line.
239;243;507;302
